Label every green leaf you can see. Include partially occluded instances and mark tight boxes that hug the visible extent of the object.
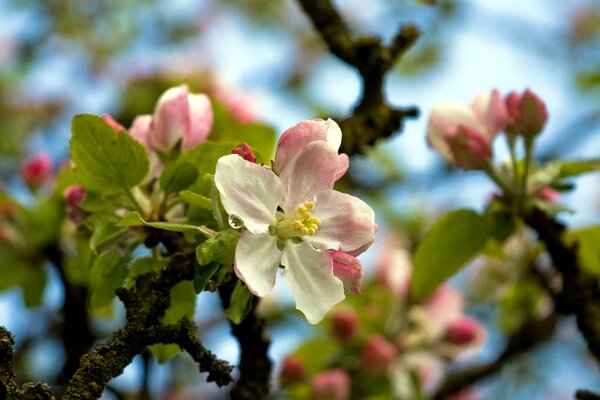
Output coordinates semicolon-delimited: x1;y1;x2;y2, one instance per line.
557;159;600;179
293;338;339;374
70;114;149;193
89;250;127;309
224;280;254;324
564;226;600;275
85;212;129;253
193;262;220;293
196;228;240;266
412;209;490;300
180;190;212;210
118;211;214;236
149;281;196;363
179;141;240;177
160;161;199;195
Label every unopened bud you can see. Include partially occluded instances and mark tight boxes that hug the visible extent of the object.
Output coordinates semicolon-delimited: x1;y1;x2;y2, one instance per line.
232;142;257;163
279;356;305;387
330;308;359;342
312;369;350;400
360;335;397;374
21;153;52;188
445;124;492;170
328;250;364;294
446;317;482;346
505;89;548;137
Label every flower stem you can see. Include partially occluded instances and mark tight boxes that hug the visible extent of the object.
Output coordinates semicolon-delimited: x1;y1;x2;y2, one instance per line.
520;136;535;214
124;187;145;215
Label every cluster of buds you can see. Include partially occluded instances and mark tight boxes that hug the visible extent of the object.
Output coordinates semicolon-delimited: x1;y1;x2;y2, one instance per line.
428;88;547;170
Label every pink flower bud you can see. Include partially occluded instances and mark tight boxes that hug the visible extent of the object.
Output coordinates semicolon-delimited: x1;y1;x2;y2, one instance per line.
445;124;492;170
150;84;213;152
231;142;257;163
329;308;359;342
360;335;397;374
102;113;126;133
376;247;412;298
446;317;483;345
279;356;305;387
274;118;349;180
63;185;85;208
538;187;559;203
505;89;548;137
129;115;152;149
312;369;350;400
328;250;364;294
21;153;52;187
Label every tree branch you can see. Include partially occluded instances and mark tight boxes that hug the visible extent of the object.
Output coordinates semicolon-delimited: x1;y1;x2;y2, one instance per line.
433;313;558;400
297;0;420;156
63;252;233;399
525;210;600;363
219;282;272;400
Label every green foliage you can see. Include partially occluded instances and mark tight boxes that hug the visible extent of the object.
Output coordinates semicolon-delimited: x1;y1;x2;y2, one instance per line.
179;190;212;211
293;338;339;374
412;209;515;300
224;280;254;324
70;114;149;194
160;161;199;196
498;280;547;334
564;226;600;275
196;228;240;266
193;262;220;293
118;211;213;236
85;212;129;253
149;281;196;363
89;250;127;310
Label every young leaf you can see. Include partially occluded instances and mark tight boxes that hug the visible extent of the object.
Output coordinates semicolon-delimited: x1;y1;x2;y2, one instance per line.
193;262;220;293
71;114;149;194
557;159;600;179
85;212;129;253
118;211;214;236
89;250;127;309
196;228;240;266
180;190;212;210
160;161;199;195
412;209;490;301
224;280;254;324
564;226;600;275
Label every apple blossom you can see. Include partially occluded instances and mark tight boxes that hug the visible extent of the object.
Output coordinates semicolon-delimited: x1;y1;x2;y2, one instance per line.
329;307;359;342
214;134;376;324
274;118;349;180
445;316;484;346
505;89;548;137
361;335;398;374
428;89;508;170
279;356;305;387
328;250;364;294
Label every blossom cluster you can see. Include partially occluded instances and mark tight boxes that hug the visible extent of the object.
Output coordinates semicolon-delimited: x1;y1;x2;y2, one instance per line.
279;237;486;399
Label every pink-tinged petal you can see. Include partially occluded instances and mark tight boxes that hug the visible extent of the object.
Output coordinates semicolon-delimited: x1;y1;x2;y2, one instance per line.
182;93;212;150
334;153;349;180
234;230;281;296
231;142;257;163
312;369;350;400
279;141;338;213
102;113;126;133
470;89;508;136
150;85;190;152
376;247;412;298
281;241;344;324
445;124;492;170
215;154;282;233
308;190;376;253
427;103;484;163
423;284;464;336
129;115;152;149
361;335;397;374
328;250;364;294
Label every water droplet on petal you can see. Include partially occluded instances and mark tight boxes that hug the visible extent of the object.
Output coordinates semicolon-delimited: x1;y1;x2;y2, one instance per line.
228;214;244;229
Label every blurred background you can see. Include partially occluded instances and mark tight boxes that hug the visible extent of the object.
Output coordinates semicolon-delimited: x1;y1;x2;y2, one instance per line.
1;0;600;398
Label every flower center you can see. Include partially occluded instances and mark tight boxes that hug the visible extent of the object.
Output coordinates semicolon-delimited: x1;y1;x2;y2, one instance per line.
272;201;321;240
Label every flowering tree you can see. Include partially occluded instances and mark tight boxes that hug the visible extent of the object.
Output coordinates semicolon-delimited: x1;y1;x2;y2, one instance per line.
1;1;600;400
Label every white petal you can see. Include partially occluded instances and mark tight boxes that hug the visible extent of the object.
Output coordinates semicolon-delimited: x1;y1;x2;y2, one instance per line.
234;230;281;296
279;141;338;213
281;241;344;324
308;190;376;253
215;154;282;233
324;118;342;151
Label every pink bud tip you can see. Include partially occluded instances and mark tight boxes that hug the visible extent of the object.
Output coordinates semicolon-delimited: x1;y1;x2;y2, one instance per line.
329;250;364;294
312;369;351;400
102;113;126;133
21;153;52;186
360;335;397;374
279;356;305;387
505;89;548;137
330;308;359;342
231;142;257;163
63;185;86;208
446;317;482;345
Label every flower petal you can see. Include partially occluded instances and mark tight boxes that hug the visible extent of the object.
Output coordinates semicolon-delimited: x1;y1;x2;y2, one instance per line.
470;89;508;136
281;241;344;324
150;85;190;152
308;190;376;253
215;154;282;233
182;93;213;150
279;141;338;213
234;230;281;296
129;115;152;149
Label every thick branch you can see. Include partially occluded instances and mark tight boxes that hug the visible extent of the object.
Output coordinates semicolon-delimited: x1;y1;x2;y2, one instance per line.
525;210;600;363
433;313;558;399
297;0;420;156
63;252;233;399
219;282;272;400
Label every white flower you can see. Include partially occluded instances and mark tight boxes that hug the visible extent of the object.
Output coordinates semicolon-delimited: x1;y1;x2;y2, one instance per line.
214;141;376;324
